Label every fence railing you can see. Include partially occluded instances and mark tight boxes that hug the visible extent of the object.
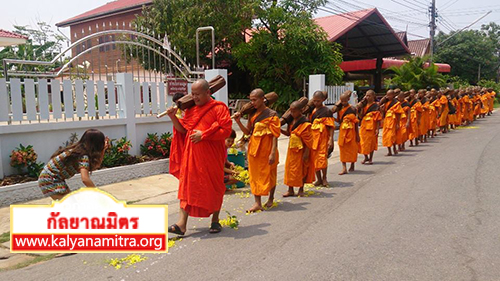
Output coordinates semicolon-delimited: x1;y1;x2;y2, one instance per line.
0;77;171;125
325;83;356;105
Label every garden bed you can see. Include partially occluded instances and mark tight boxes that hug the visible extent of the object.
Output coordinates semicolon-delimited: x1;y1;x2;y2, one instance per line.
0;158;170;207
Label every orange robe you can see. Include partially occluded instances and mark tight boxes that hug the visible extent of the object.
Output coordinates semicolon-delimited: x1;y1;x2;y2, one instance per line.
488;91;495;112
169;127;185;179
309;107;335;171
448;98;458;125
247;109;280;196
456;97;463;125
463;95;473;122
409;100;422;140
428;100;438;131
284;119;314;187
420;100;430;135
382;101;403;147
176;99;232;217
473;95;481;116
396;102;410;145
439;96;449;126
337;106;359;163
480;95;488;114
360;103;382;155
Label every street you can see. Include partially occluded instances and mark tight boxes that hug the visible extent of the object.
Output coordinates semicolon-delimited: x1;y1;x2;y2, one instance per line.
2;114;500;281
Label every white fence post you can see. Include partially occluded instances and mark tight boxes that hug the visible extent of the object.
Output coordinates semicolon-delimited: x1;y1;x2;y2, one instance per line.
116;73;139;156
308;74;326;100
204;69;228;105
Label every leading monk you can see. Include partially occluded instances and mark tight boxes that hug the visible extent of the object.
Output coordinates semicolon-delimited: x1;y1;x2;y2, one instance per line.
166;79;232;235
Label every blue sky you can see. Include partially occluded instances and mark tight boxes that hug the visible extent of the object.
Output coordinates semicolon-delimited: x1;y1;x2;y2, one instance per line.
1;0;499;41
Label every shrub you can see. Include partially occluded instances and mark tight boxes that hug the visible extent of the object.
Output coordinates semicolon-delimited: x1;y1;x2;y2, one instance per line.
140;133;172;158
9;144;44;177
101;137;135;168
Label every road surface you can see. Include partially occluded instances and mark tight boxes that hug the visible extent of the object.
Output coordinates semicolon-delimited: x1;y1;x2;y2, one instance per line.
2;114;500;281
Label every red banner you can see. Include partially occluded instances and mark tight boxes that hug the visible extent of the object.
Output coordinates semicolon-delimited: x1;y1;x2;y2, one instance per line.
167;78;188;95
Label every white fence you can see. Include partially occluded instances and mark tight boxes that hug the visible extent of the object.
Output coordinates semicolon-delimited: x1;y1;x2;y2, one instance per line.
325;83;356;105
0;73;177;179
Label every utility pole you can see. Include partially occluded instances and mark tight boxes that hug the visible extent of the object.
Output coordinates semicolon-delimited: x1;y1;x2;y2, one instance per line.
429;0;436;62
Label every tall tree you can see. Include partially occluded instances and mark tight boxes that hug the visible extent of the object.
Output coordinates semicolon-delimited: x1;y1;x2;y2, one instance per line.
434;29;497;83
233;0;343;110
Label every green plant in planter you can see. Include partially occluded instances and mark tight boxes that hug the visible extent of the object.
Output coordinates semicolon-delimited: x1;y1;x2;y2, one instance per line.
101;137;134;168
9;144;45;177
140;132;172;158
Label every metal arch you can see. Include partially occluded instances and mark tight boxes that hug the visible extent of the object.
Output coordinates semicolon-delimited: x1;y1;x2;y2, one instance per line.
3;29;200;78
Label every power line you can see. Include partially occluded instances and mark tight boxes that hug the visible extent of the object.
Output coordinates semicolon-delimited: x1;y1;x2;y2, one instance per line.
440;0;459;10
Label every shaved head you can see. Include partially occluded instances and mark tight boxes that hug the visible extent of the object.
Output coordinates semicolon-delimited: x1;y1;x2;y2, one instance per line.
313;90;326;99
192;79;210;92
250;88;265;99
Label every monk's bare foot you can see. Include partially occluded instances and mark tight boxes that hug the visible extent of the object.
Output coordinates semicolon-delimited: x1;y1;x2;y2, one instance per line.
394;150;398;155
264;200;274;209
349;165;355;172
322;179;329;186
409;143;414;147
282;191;295;197
297;191;305;197
246;204;263;213
338;170;348;175
313;180;322;186
366;161;373;165
386;153;392;156
361;159;367;164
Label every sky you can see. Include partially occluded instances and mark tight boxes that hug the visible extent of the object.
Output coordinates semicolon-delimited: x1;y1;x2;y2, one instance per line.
0;0;499;42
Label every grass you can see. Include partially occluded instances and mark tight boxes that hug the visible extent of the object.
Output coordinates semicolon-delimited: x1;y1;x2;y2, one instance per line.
0;254;57;272
0;231;9;243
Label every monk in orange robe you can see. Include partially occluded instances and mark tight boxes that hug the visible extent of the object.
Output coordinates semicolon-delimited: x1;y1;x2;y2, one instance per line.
455;91;463;126
480;92;488;118
438;91;449;133
408;91;421;146
337;92;360;175
234;89;280;212
447;90;458;130
418;90;429;142
282;101;314;197
473;91;481;120
166;79;232;236
487;88;495;115
309;91;335;186
396;93;410;151
382;90;403;156
462;92;473;125
359;90;382;165
428;94;438;137
169;93;187;179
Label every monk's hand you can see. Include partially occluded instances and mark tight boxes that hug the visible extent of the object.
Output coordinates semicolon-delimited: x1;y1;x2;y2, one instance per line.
189;130;203;143
328;141;334;151
233;112;241;121
166;106;177;118
268;153;276;165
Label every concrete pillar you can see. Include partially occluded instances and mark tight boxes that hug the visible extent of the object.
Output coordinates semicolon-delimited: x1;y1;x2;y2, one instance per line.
204;69;228;105
308;74;325;100
116;73;139;156
0;136;4;179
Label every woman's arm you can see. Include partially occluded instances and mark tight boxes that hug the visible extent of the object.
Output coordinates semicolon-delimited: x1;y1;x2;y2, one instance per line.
80;168;95;187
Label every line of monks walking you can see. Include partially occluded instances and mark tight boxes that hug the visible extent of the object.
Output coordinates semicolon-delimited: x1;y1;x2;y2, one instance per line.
166;79;496;236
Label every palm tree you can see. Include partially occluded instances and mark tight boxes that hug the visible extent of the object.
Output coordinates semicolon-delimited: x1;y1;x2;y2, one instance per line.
388;56;446;90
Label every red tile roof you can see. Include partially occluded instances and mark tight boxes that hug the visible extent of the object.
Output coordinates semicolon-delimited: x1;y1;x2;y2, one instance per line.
56;0;152;27
407;38;430;57
0;29;28;40
315;8;376;42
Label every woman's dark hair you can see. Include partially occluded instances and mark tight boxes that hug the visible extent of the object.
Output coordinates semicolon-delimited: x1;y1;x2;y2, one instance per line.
51;129;106;171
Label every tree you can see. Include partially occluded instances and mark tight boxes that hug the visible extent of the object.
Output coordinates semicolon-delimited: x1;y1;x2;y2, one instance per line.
388;56;446;90
132;0;257;95
434;28;497;83
233;0;343;110
0;22;67;77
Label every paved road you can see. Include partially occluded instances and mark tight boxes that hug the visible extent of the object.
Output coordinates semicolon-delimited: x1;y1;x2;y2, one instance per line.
2;114;500;281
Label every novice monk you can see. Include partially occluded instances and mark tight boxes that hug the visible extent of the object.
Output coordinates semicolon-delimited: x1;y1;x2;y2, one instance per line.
234;89;280;212
396;93;410;151
309;91;335;186
337;92;360;175
359;90;382;164
282;101;314;197
382;90;403;156
430;93;441;136
418;90;430;142
438;91;450;133
408;90;421;146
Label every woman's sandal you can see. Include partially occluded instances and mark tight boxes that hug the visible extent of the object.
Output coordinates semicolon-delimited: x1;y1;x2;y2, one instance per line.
168;224;185;236
209;222;222;234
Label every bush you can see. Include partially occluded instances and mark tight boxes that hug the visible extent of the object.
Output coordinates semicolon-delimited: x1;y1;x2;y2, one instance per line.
101;137;137;168
140;133;172;158
9;144;44;177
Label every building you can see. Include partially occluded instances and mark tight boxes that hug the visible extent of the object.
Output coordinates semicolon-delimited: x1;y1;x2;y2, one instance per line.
0;29;27;47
